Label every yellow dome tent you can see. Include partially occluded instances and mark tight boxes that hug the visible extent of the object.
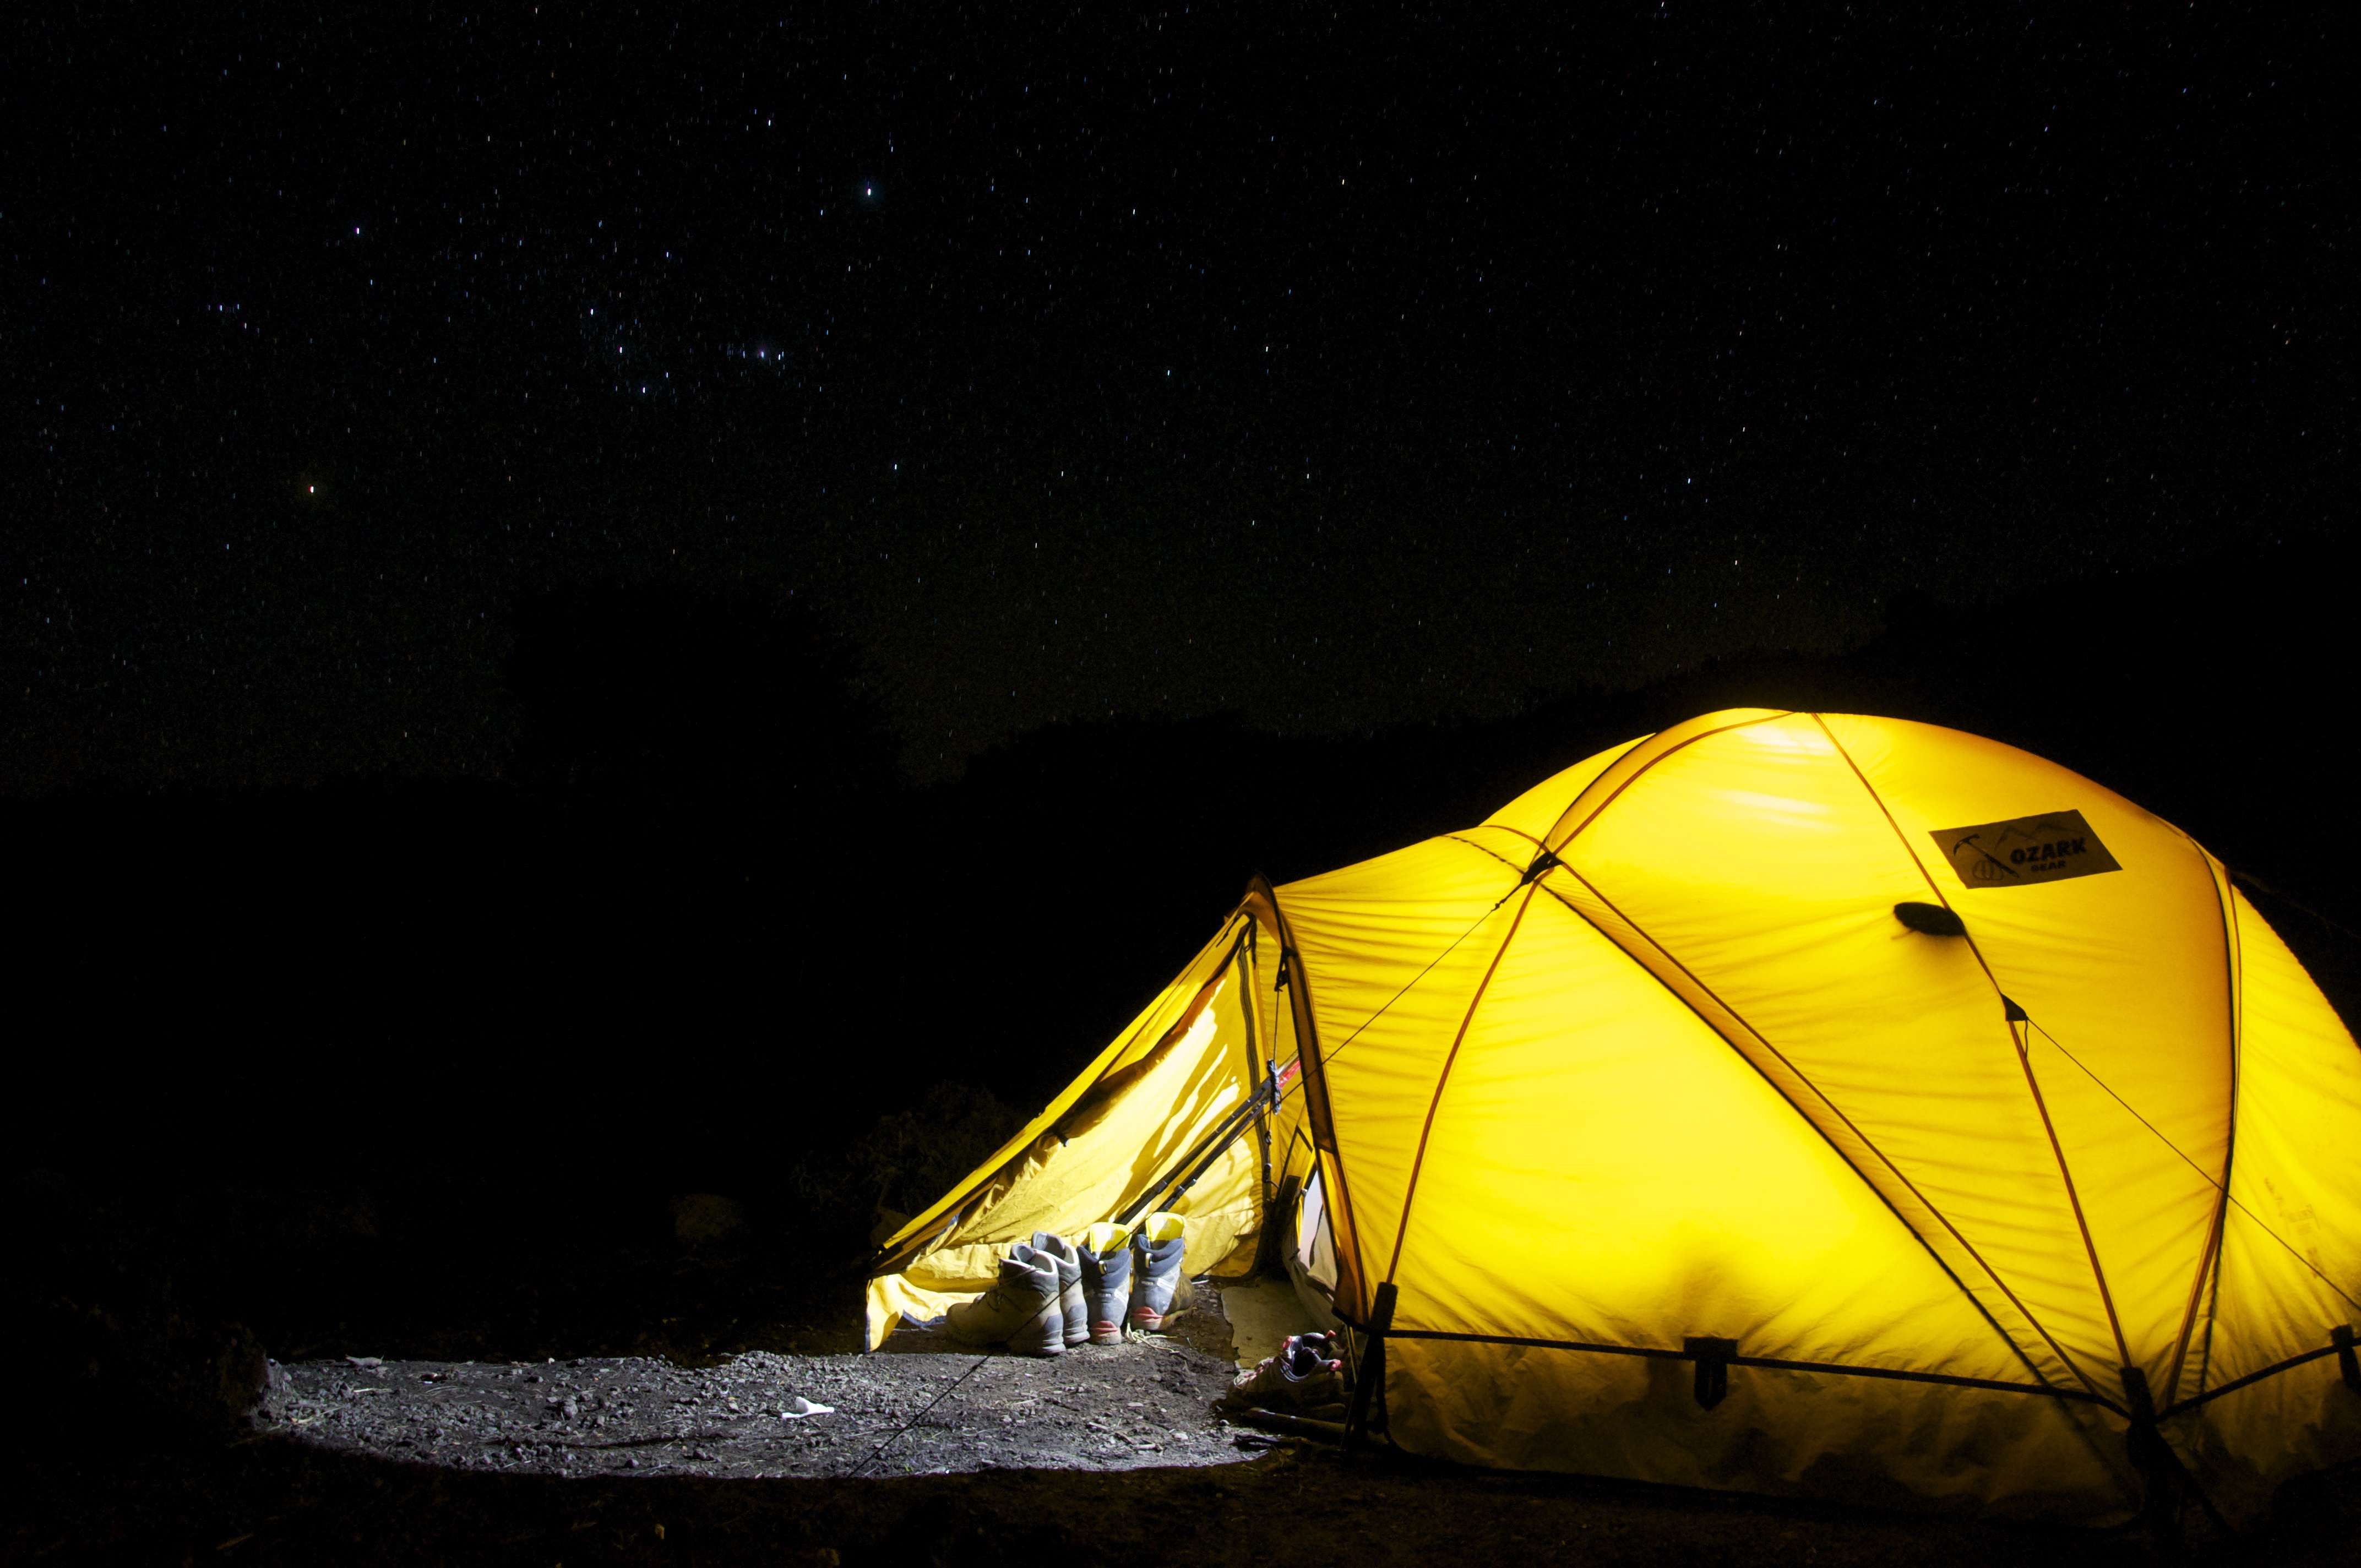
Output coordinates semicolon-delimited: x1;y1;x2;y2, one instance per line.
867;710;2361;1524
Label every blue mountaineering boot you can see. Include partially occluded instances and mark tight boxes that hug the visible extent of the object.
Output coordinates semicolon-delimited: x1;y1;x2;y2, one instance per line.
1031;1231;1089;1350
1128;1211;1187;1333
1078;1222;1133;1346
945;1243;1065;1356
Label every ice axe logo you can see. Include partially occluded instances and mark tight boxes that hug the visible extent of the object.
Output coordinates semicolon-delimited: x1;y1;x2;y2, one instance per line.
1929;811;2121;890
1953;833;2019;884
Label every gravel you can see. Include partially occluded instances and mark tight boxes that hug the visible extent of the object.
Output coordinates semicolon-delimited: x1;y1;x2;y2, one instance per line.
257;1332;1255;1480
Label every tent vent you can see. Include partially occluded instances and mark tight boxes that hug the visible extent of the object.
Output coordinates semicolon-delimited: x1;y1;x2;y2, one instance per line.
1894;901;1967;937
1685;1336;1737;1410
2003;996;2029;1024
2336;1326;2360;1394
1520;850;1565;886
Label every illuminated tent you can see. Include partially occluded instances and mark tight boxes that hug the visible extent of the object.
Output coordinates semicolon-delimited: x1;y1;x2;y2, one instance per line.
867;710;2361;1523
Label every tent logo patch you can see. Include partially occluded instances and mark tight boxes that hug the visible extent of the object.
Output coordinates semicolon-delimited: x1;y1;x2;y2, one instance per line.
1929;810;2121;889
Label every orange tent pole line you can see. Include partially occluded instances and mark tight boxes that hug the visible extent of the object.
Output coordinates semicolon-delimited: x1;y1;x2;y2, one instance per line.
2166;852;2245;1405
1440;826;2092;1401
1533;852;2107;1407
1810;715;2139;1379
1538;710;1793;859
1248;873;1373;1325
1383;881;1542;1286
2006;1027;2136;1372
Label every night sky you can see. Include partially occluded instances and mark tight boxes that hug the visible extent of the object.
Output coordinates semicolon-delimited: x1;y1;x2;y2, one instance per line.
7;6;2341;791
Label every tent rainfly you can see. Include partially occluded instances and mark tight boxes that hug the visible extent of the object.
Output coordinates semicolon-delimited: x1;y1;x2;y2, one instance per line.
867;710;2361;1525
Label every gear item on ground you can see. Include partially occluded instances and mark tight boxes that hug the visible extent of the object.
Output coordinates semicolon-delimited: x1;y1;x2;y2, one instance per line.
945;1243;1065;1356
1128;1211;1187;1333
1217;1331;1347;1416
1030;1231;1089;1347
1078;1221;1133;1346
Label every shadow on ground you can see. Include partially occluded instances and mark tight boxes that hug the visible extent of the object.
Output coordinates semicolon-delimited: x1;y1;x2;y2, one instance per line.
18;1415;2361;1567
14;1281;2361;1567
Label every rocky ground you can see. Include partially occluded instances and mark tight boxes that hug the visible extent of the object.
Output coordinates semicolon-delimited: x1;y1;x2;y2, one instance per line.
15;1257;2361;1566
21;1387;2361;1568
259;1335;1255;1482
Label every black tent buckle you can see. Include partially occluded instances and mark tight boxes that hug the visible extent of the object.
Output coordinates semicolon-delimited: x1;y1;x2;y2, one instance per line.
1686;1336;1737;1410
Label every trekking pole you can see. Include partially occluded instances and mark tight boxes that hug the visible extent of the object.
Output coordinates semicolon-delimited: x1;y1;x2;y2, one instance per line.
1115;1066;1301;1229
1113;1084;1272;1229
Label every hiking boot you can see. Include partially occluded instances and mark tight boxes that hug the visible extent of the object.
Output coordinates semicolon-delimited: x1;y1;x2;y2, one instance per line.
1078;1222;1132;1346
1031;1231;1089;1349
1129;1211;1187;1333
945;1244;1065;1356
1216;1332;1346;1415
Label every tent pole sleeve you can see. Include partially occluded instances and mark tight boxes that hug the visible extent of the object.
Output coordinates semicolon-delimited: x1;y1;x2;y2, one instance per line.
1249;873;1370;1324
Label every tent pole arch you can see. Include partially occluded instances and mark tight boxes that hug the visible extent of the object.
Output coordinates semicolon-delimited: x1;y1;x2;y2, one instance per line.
1247;872;1370;1326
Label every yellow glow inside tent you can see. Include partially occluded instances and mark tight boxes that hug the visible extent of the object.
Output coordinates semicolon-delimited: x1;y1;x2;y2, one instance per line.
867;711;2360;1524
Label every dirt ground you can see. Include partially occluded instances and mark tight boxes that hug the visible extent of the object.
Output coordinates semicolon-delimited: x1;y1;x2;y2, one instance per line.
15;1281;2361;1566
259;1337;1252;1481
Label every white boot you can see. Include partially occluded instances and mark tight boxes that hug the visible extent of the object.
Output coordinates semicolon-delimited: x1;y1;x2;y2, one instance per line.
1031;1232;1089;1349
1128;1211;1187;1333
946;1244;1065;1356
1078;1222;1133;1346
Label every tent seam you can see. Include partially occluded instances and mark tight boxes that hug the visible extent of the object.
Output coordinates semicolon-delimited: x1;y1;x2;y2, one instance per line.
1527;865;2100;1406
1385;1329;2106;1403
1808;715;2137;1382
1538;711;1794;859
1383;882;1540;1286
1255;875;1374;1324
2005;1033;2136;1370
2176;857;2243;1402
1315;889;1509;1070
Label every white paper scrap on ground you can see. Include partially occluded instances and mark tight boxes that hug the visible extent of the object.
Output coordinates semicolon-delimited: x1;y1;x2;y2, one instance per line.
781;1396;834;1419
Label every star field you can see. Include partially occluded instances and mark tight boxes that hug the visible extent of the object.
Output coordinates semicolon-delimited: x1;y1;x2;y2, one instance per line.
4;7;2342;788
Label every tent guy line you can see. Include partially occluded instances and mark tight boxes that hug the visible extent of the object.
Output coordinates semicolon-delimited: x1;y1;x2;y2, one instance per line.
1501;837;2103;1406
2027;1016;2361;1318
849;1354;988;1478
1814;711;2140;1375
